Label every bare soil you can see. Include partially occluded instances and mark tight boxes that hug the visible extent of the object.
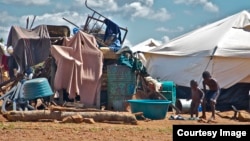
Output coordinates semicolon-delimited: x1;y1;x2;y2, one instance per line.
0;110;249;141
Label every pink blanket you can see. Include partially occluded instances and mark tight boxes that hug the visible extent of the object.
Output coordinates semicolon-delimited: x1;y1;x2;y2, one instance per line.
51;31;103;106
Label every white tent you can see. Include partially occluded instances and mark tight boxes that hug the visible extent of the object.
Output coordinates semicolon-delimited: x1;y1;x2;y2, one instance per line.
124;38;162;65
130;38;162;52
143;10;250;89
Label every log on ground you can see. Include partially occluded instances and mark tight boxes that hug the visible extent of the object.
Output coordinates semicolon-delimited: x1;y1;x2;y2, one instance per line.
3;110;138;124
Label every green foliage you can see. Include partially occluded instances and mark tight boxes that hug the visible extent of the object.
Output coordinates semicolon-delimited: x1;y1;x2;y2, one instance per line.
0;37;3;43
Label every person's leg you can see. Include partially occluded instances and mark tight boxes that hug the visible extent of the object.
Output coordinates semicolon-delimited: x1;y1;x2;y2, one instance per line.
194;103;199;118
210;101;216;119
190;102;195;118
210;92;219;120
200;100;206;119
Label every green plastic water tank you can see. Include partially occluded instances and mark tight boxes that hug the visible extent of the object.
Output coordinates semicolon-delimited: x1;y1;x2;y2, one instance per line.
160;81;176;106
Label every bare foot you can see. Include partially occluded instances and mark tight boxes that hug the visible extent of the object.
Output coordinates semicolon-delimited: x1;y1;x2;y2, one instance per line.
199;115;206;119
198;118;206;123
209;116;216;120
208;116;215;121
207;117;217;123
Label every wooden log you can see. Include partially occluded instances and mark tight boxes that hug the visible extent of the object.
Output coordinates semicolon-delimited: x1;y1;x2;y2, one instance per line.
49;105;108;112
3;110;138;124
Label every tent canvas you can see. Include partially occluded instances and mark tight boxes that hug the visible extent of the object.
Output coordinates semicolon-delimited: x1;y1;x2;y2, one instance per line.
130;38;161;53
128;38;161;66
143;10;250;110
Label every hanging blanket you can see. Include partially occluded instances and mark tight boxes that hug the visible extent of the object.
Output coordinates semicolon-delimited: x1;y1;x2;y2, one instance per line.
51;31;103;106
7;25;51;73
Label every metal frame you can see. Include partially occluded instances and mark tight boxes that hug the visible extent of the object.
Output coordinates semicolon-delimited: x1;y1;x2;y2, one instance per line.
84;0;128;45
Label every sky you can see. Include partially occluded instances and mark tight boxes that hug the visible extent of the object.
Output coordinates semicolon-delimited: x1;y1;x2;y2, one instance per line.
0;0;250;47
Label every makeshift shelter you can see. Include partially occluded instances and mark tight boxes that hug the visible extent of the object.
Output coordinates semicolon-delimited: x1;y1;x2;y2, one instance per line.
51;30;103;107
143;10;250;111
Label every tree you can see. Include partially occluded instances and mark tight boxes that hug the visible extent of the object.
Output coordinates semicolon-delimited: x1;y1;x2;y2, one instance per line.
0;37;3;43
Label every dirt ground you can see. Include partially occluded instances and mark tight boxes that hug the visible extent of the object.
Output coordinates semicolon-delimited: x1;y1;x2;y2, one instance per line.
0;109;249;141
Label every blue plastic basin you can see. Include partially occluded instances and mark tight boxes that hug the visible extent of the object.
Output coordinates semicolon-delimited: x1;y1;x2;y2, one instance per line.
127;99;172;120
23;77;53;100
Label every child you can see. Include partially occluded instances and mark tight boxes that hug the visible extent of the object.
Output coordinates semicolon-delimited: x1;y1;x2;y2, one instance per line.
189;79;204;120
201;71;220;120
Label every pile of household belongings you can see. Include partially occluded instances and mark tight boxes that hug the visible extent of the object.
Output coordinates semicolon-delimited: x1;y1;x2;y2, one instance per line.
3;24;104;108
0;24;139;124
0;25;53;108
2;18;125;104
115;47;181;115
116;48;171;101
0;25;53;105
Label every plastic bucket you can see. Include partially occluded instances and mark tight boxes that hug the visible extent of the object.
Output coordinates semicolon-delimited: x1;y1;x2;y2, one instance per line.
160;81;176;106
